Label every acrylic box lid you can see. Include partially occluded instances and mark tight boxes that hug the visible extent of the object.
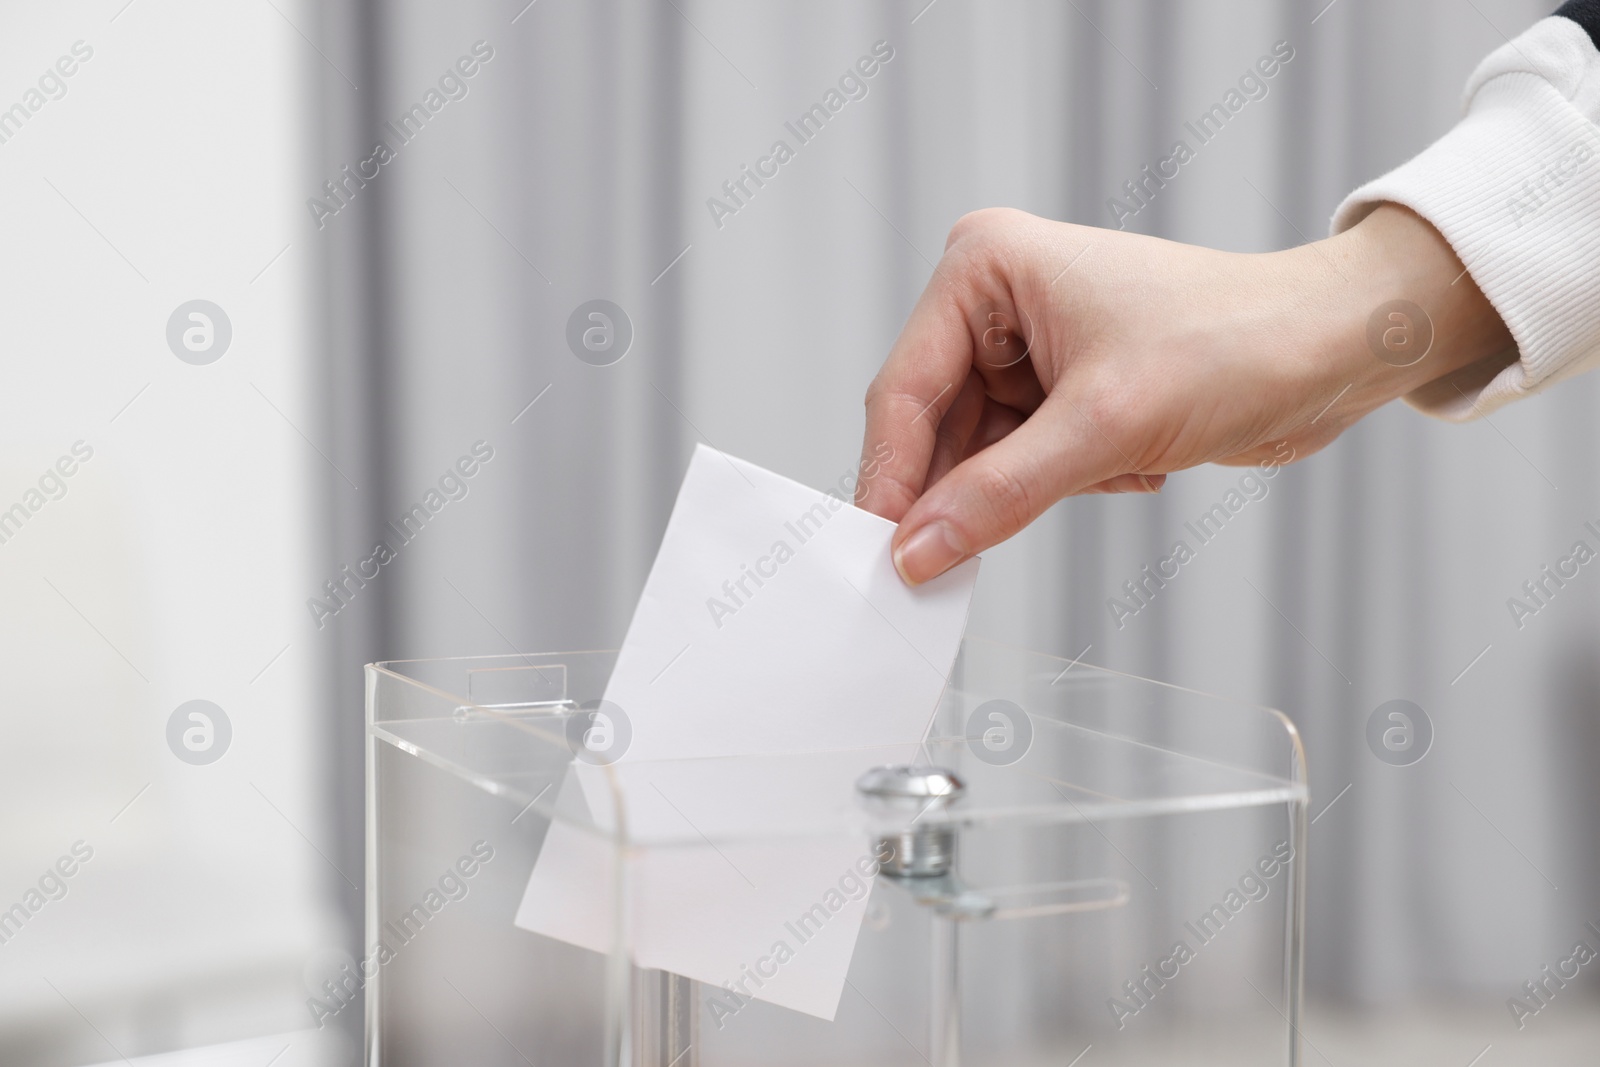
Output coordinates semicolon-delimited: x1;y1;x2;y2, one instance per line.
365;637;1306;848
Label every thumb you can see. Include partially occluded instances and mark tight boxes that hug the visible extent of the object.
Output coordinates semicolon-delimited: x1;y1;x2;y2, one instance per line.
890;396;1127;584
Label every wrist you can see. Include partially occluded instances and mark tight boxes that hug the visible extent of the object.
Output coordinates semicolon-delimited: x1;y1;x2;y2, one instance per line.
1295;203;1515;424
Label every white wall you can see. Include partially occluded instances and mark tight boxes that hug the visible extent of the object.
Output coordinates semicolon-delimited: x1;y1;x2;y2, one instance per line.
0;1;344;1062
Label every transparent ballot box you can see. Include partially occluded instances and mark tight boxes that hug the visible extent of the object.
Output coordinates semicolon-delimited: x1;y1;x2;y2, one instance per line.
365;639;1308;1066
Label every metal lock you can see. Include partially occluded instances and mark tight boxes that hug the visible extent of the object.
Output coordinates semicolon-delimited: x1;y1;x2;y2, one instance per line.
856;764;965;878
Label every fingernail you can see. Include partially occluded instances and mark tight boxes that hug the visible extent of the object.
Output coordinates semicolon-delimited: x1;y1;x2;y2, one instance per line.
893;521;967;585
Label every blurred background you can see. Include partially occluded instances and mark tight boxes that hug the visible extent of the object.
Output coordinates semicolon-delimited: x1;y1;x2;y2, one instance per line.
2;0;1598;1063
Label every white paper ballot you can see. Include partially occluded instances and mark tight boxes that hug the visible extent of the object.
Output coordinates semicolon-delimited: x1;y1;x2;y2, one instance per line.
515;445;978;1021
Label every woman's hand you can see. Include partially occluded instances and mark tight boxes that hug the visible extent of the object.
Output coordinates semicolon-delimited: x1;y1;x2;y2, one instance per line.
856;204;1514;584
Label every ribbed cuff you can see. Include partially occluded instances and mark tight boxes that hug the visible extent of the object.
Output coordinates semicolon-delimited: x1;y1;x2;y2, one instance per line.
1332;28;1600;419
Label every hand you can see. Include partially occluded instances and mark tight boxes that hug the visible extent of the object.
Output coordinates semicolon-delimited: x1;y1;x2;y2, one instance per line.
857;204;1514;584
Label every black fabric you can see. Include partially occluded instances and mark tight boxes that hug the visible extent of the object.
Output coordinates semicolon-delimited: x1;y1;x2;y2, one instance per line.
1556;0;1600;49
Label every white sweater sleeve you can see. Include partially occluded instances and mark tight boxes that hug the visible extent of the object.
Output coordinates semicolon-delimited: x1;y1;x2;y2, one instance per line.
1331;10;1600;419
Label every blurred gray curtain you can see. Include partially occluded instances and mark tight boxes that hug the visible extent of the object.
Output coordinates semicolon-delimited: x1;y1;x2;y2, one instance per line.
315;0;1599;1006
